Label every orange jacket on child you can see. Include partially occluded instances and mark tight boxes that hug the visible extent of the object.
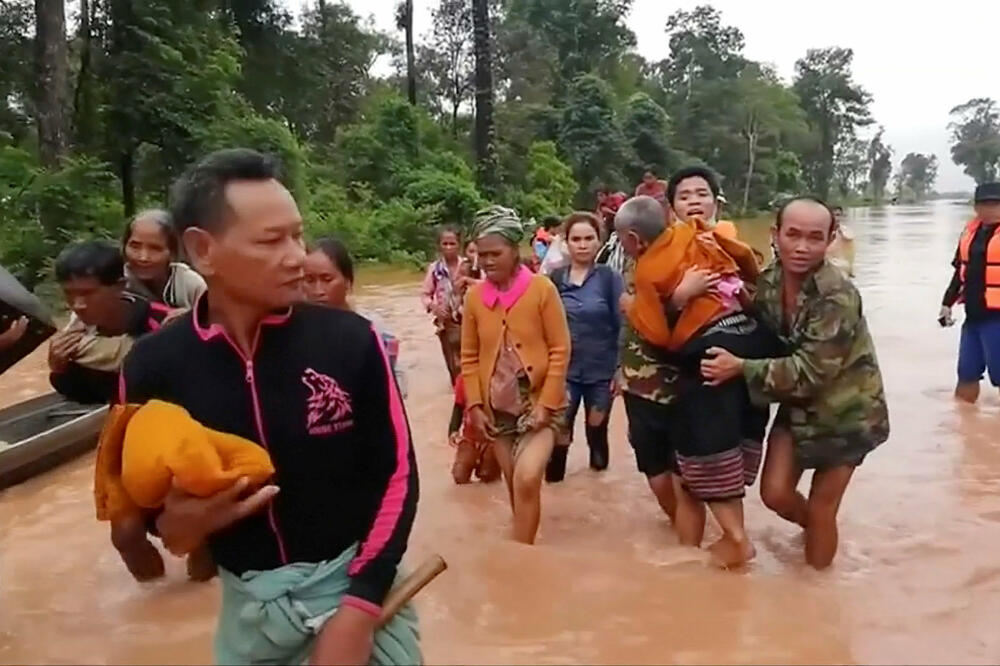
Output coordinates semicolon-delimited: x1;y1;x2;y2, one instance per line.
94;400;275;521
628;218;761;351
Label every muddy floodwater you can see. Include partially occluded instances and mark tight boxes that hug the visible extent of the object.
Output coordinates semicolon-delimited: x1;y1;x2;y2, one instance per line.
2;202;999;665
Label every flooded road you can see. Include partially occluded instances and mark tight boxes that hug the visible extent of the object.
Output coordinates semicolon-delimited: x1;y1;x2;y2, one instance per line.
2;202;999;664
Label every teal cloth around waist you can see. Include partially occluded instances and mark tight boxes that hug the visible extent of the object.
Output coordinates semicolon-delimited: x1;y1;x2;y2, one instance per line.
214;545;421;666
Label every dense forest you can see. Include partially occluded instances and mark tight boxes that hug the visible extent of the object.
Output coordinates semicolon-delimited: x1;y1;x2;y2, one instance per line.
2;0;1000;288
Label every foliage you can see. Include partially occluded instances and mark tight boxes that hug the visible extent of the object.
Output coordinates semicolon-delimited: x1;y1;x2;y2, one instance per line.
422;0;475;135
867;128;893;203
949;98;1000;184
896;152;937;203
793;47;873;199
620;93;674;184
558;74;628;202
0;146;122;288
510;141;577;221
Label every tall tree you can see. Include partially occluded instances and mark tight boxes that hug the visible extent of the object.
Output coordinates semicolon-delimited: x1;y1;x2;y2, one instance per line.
731;64;808;211
219;0;295;117
949;97;1000;184
472;0;497;193
659;5;745;102
558;74;627;202
867;127;893;203
897;152;937;202
0;0;34;141
423;0;474;136
504;0;635;96
620;92;673;184
395;0;417;105
793;47;872;199
34;0;70;169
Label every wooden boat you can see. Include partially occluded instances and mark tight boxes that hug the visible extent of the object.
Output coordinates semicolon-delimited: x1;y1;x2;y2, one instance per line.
0;392;106;490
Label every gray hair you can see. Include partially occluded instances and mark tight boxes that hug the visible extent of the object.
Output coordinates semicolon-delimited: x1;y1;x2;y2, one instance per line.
614;195;665;242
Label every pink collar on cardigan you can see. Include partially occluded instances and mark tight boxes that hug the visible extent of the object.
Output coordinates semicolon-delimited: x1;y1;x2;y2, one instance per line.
481;265;533;310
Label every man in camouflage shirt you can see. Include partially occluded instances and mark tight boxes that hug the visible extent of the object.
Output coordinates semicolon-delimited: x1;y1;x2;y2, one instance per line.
702;197;889;569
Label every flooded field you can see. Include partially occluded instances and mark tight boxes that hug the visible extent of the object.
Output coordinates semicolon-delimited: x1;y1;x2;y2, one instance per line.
1;202;999;664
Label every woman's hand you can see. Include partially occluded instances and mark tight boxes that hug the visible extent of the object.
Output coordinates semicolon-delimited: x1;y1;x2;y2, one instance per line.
672;268;720;309
527;404;551;430
467;406;492;441
938;305;955;328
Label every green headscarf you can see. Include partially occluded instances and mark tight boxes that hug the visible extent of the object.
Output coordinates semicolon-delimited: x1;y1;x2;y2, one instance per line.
471;205;524;245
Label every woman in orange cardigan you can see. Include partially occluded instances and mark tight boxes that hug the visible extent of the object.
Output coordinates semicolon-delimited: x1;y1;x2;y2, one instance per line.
461;206;571;544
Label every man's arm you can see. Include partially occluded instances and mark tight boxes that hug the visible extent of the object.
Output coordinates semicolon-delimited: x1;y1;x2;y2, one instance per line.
942;247;963;307
344;326;419;614
742;288;861;403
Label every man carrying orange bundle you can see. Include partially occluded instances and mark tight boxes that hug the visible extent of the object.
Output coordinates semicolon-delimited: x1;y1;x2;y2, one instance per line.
113;149;420;665
617;166;783;568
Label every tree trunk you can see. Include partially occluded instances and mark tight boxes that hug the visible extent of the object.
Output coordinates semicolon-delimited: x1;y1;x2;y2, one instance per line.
472;0;496;195
72;0;92;143
403;0;416;105
120;149;135;218
742;120;757;213
34;0;69;170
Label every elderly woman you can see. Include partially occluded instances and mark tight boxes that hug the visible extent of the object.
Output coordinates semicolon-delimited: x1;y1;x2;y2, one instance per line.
122;209;206;309
461;206;571;544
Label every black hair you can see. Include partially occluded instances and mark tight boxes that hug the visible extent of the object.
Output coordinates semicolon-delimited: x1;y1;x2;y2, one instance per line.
436;224;461;244
667;166;721;205
541;215;562;231
121;209;178;257
775;196;837;234
55;240;125;285
311;237;355;285
169;148;282;234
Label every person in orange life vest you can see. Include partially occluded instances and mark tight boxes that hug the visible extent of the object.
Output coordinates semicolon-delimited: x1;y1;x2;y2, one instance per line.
940;182;1000;403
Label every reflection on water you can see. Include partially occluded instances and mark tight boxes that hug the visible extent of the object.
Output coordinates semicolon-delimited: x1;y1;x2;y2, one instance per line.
2;202;999;664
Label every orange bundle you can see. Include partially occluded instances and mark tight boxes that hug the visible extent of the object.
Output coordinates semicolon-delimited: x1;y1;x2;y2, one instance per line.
628;219;760;351
94;400;274;521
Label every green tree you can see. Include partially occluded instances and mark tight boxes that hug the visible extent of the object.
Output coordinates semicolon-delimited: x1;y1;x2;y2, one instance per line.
395;0;417;105
558;74;627;202
949;97;1000;184
793;47;872;199
504;0;635;96
659;5;745;102
512;140;577;219
472;0;497;194
0;0;34;141
422;0;474;136
867;127;893;203
620;93;673;185
731;64;808;211
896;152;937;202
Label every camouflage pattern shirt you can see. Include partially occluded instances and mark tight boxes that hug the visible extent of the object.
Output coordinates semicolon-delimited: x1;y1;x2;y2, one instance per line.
743;260;890;469
617;256;679;405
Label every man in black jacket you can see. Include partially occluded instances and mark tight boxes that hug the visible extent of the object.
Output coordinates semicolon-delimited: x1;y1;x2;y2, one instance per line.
119;148;419;665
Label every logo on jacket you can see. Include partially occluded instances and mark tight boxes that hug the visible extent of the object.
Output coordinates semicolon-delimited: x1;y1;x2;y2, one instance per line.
302;368;354;435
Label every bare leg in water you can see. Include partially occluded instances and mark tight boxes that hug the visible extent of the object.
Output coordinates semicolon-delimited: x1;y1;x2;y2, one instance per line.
647;471;678;523
705;499;755;568
761;426;856;568
493;429;556;544
670;475;705;546
759;427;807;527
804;465;855;569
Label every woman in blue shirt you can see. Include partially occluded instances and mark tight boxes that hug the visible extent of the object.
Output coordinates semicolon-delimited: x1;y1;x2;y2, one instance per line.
546;212;624;481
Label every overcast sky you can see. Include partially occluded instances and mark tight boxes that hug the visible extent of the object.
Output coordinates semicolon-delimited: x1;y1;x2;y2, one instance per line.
290;0;1000;191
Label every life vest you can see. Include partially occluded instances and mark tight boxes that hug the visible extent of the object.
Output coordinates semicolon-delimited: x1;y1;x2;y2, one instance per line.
958;219;1000;310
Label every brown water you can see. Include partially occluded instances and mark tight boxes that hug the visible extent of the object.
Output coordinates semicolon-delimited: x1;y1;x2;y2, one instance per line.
2;203;999;665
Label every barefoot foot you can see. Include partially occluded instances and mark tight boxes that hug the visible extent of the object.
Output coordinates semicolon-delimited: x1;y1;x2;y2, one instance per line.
708;536;756;569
